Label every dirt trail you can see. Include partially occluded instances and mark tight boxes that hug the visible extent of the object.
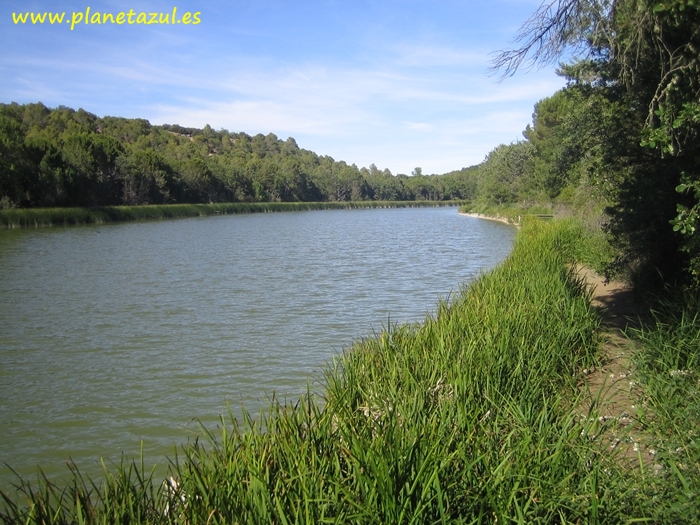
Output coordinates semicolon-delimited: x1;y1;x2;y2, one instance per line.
575;265;655;467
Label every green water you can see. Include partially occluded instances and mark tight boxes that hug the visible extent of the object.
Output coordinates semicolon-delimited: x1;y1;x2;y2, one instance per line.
0;206;514;487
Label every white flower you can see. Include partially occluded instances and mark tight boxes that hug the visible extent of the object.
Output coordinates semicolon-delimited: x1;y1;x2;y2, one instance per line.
670;369;692;377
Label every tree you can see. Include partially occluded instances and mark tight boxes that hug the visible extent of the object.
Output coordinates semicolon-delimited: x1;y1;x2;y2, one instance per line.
117;149;175;205
0;114;31;208
476;142;535;205
179;157;219;203
494;0;700;285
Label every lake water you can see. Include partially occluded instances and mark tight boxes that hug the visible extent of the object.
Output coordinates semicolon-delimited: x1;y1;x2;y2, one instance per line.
0;206;514;487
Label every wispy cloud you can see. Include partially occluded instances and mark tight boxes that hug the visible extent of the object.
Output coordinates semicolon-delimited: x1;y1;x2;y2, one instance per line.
405;122;435;132
0;0;566;174
389;43;488;68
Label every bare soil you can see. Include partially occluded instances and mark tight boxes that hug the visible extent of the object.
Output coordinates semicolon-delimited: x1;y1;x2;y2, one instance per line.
575;265;656;468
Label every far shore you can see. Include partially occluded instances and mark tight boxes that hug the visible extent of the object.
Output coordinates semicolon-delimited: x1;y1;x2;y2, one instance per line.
0;200;468;230
458;211;519;227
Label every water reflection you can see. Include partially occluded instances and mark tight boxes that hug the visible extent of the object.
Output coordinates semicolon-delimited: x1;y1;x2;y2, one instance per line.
0;207;514;485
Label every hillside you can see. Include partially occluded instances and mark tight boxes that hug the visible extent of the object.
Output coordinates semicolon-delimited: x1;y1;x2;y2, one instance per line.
0;102;476;210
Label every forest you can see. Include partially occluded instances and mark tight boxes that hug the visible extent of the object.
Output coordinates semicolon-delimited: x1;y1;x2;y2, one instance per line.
0;102;474;209
462;0;700;291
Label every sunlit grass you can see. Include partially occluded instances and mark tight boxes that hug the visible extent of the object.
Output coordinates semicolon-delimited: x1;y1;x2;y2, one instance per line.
626;289;700;523
459;203;614;274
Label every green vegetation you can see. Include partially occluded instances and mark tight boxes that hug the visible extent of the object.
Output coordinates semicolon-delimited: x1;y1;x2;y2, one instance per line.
0;200;463;229
626;291;700;523
2;1;700;521
467;0;700;290
458;203;613;276
0;103;473;212
452;8;700;517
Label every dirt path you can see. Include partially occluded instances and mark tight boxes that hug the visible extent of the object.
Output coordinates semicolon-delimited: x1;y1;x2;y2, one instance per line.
575;265;655;467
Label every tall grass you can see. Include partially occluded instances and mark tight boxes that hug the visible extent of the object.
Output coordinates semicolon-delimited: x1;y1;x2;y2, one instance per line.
2;218;647;523
0;201;465;229
627;290;700;523
459;204;614;274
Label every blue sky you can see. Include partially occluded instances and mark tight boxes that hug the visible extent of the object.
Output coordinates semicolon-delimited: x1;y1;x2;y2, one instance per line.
1;1;567;175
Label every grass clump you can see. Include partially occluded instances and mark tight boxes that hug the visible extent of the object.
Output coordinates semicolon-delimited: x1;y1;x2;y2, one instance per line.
2;218;644;523
459;203;615;275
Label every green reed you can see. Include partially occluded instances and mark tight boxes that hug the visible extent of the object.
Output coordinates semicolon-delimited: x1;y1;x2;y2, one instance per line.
0;201;465;229
2;218;650;524
626;289;700;523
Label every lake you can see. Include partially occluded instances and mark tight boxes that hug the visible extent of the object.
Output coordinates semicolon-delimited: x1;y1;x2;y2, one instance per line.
0;206;514;487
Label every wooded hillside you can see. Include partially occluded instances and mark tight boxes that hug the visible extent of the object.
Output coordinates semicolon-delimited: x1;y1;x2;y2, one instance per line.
0;103;475;209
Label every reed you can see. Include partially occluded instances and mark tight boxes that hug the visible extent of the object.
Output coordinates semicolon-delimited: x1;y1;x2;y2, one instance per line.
626;290;700;523
2;218;652;523
459;204;614;274
0;201;466;229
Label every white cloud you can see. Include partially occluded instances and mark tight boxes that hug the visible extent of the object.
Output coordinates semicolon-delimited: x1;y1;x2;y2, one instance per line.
405;122;435;132
389;43;488;68
0;10;566;176
133;59;563;174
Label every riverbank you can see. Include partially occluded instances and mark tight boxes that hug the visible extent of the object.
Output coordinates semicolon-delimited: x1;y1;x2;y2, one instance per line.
4;216;697;522
0;200;465;229
0;217;640;523
458;211;519;226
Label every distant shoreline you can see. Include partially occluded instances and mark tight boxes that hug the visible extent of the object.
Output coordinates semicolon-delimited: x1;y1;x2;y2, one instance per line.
0;200;467;229
458;211;519;227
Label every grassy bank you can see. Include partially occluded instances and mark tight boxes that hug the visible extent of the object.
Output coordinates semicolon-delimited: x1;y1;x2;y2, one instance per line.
0;201;465;229
626;290;700;523
459;203;614;276
0;218;661;523
458;203;553;225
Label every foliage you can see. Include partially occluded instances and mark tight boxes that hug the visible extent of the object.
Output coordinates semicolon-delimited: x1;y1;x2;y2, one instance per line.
475;142;535;205
0;103;475;211
486;0;700;287
627;289;700;523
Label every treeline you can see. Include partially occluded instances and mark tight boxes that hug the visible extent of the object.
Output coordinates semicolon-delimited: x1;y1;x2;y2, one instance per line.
0;102;474;209
451;87;632;218
454;0;700;289
457;84;690;285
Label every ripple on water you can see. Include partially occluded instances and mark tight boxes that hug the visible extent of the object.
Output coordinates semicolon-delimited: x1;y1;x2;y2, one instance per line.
0;207;514;486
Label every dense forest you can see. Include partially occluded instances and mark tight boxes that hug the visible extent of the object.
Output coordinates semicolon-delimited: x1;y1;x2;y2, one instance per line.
0;102;474;209
458;0;700;290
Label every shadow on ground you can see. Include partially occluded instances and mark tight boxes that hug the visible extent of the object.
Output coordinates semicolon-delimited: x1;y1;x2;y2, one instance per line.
575;265;655;468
